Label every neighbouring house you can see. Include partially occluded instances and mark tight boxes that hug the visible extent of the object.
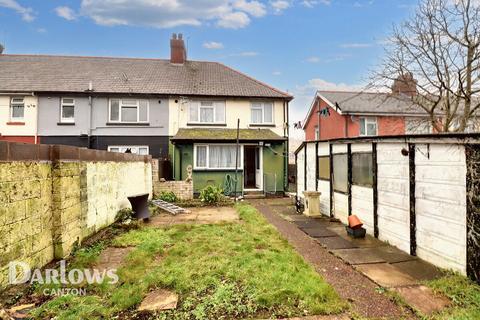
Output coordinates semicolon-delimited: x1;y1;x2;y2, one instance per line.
0;33;292;196
302;74;435;141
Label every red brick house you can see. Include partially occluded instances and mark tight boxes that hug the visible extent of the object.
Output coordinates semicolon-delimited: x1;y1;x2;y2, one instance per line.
302;74;433;140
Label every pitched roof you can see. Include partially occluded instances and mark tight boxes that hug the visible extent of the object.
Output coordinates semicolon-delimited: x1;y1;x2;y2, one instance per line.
171;128;286;142
0;54;292;99
318;91;425;114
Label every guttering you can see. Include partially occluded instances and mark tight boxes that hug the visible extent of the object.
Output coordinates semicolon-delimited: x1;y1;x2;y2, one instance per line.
0;92;34;96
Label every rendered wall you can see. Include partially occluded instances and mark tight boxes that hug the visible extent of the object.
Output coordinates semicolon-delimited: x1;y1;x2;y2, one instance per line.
0;142;152;288
0;95;38;138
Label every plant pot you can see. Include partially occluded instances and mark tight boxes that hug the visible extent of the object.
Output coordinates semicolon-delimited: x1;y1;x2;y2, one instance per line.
345;226;366;238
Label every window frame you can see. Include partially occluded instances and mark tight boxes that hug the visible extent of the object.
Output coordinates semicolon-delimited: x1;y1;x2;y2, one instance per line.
351;152;374;188
108;99;149;123
359;117;378;136
188;100;226;124
332;153;348;194
317;155;330;181
10;97;25;121
107;145;149;155
60;98;75;123
314;125;320;140
250;101;274;125
193;144;244;170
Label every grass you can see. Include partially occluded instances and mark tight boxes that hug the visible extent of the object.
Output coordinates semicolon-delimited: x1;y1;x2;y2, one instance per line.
31;203;345;319
424;273;480;320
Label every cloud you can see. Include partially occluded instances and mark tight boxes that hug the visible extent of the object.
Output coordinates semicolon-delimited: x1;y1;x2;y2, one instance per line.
229;51;259;57
302;0;330;7
234;0;266;17
273;71;282;75
301;78;364;91
217;11;250;28
203;41;224;49
79;0;276;29
37;28;47;33
0;0;34;21
340;42;372;48
55;6;77;21
270;0;290;14
306;56;320;63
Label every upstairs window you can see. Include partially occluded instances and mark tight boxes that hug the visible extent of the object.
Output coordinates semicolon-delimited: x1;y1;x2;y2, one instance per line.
359;117;377;136
60;98;75;123
109;99;149;123
10;97;25;120
314;125;319;140
189;101;225;124
251;102;273;124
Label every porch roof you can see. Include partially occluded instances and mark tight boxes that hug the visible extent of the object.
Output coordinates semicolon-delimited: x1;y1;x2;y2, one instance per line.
171;128;287;143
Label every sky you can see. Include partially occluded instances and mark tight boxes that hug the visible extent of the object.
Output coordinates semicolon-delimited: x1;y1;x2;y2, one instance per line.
0;0;418;138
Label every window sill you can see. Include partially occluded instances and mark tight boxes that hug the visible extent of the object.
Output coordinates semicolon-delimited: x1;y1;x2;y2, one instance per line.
193;168;244;172
249;123;275;127
187;123;227;127
6;121;25;126
57;122;75;126
106;122;150;126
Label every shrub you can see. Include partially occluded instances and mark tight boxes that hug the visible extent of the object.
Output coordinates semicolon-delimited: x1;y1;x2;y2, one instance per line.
158;191;178;203
115;208;134;222
199;185;224;205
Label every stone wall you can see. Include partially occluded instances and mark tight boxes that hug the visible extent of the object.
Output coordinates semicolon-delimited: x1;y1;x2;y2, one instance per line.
0;142;152;288
151;159;193;200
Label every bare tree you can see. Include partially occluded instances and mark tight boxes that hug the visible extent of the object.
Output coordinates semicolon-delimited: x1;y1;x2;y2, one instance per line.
376;0;480;132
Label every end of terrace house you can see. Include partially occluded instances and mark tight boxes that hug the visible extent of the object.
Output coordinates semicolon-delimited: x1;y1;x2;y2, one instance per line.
0;33;293;196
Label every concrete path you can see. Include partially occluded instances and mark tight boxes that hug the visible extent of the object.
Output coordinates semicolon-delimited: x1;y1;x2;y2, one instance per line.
253;198;450;317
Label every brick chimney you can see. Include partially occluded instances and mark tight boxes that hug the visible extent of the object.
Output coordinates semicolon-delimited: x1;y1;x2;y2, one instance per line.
170;33;186;64
391;72;417;97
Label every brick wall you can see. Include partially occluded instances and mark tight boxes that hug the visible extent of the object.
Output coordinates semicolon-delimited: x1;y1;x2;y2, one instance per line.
151;159;193;200
0;142;152;288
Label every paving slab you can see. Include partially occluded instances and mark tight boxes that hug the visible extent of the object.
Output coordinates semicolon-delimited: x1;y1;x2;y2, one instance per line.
374;246;417;263
301;227;337;238
394;285;450;315
332;248;386;265
315;236;359;250
335;231;387;248
294;220;331;229
95;247;134;272
391;259;445;281
287;215;311;222
355;263;418;288
138;289;178;311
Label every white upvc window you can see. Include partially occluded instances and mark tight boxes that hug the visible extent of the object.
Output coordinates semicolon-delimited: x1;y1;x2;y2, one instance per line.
194;144;243;170
189;100;225;124
359;117;377;136
108;145;149;155
109;99;149;123
10;97;25;121
251;101;273;124
314;126;319;140
60;98;75;123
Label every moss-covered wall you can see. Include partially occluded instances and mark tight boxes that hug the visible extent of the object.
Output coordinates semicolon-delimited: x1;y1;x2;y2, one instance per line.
0;159;152;289
174;142;286;195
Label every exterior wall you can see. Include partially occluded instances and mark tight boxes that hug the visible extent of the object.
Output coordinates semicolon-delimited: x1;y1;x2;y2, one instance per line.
0;142;152;288
168;98;286;137
305;143;316;191
296;137;473;277
317;142;330;216
415;144;466;273
376;143;411;253
174;142;285;194
303;97;407;140
0;95;38;141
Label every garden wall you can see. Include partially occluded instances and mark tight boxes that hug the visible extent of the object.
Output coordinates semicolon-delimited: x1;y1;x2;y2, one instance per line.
0;142;152;288
296;134;480;284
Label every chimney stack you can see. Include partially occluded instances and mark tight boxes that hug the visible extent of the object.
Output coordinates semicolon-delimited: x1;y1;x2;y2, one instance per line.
391;72;417;97
170;33;186;64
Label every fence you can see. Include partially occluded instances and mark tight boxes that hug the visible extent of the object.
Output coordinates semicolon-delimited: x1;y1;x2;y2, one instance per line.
295;133;480;283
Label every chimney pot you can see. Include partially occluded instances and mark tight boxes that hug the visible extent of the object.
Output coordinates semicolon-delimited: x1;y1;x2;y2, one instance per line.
172;33;177;40
178;33;183;40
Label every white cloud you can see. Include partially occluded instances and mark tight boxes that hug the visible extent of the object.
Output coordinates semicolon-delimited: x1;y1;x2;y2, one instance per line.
301;78;364;92
230;51;259;57
0;0;34;21
37;28;47;33
234;0;266;17
306;56;320;63
270;0;290;14
302;0;330;7
217;11;250;28
340;42;372;48
55;6;77;21
203;41;224;49
273;71;282;75
79;0;276;29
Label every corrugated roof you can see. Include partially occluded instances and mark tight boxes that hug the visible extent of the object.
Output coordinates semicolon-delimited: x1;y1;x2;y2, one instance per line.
318;91;425;114
0;54;292;99
171;128;286;141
